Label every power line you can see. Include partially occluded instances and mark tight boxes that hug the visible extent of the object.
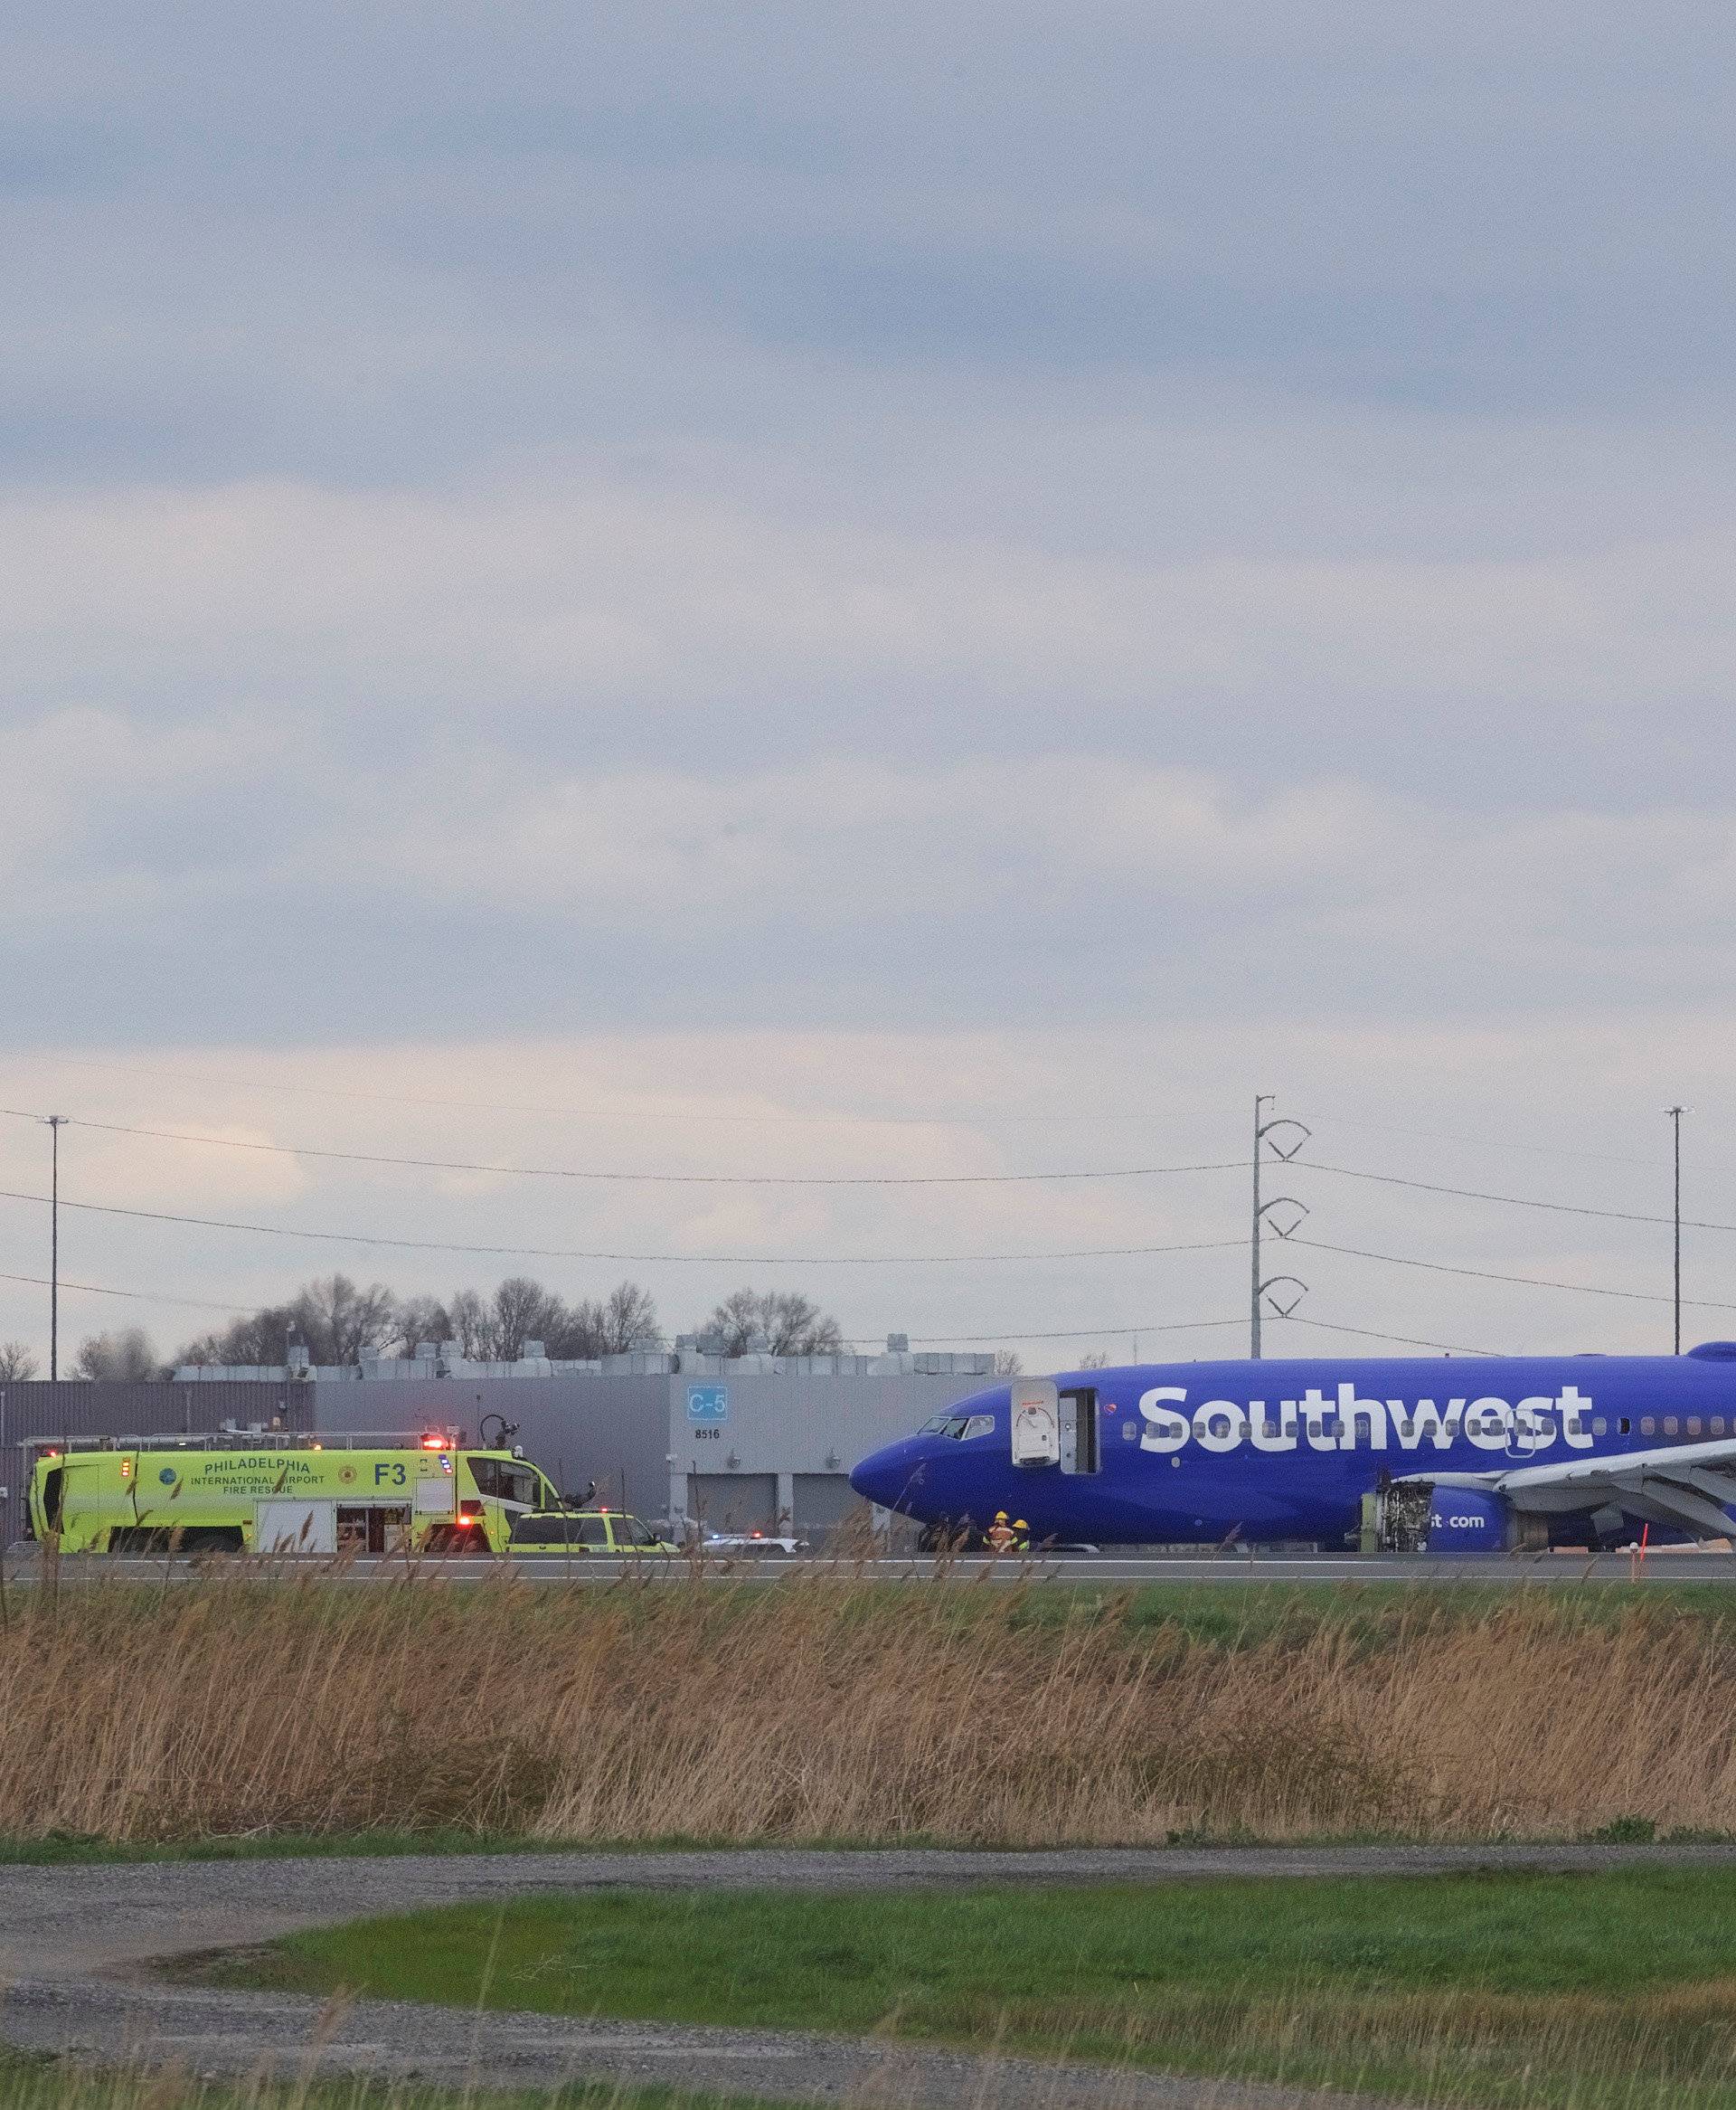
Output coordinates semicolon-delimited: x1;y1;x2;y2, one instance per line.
1277;1313;1502;1356
8;1107;1714;1223
1304;1159;1736;1232
0;1270;1242;1347
0;1187;1245;1267
1292;1236;1736;1313
899;1316;1247;1346
0;1108;1240;1187
1313;1113;1654;1169
0;1270;253;1315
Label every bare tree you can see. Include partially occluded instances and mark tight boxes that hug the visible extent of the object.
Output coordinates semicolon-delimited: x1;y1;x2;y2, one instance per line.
444;1288;490;1361
485;1276;566;1361
1079;1350;1111;1369
992;1348;1024;1377
288;1275;401;1365
165;1273;654;1373
439;1278;566;1362
553;1281;660;1358
392;1294;452;1355
174;1278;399;1371
73;1328;160;1381
700;1288;844;1357
0;1341;39;1380
176;1305;297;1368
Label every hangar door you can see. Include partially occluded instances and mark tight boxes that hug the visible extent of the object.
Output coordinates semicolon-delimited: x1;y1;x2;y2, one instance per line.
792;1472;861;1542
688;1472;778;1533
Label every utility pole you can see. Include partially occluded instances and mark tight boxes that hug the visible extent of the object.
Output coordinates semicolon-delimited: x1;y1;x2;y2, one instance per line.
1251;1096;1268;1358
1250;1096;1311;1358
1667;1105;1685;1355
46;1115;66;1381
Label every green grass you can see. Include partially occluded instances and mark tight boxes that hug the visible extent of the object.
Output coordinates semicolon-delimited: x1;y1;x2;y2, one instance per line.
222;1870;1736;2109
0;2049;788;2110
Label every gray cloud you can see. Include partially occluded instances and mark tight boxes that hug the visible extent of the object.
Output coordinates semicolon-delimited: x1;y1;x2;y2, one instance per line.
2;0;1733;1362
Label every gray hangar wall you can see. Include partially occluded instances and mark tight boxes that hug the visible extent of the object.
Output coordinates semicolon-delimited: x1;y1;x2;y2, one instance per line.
667;1367;989;1534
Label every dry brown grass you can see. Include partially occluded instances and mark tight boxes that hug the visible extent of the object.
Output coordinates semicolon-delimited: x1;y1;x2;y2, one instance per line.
3;1571;1736;1844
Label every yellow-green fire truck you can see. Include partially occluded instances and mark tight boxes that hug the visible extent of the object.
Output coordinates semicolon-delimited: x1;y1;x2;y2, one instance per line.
25;1432;565;1556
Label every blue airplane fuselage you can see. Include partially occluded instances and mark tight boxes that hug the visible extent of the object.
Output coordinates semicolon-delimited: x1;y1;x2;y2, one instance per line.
847;1348;1736;1547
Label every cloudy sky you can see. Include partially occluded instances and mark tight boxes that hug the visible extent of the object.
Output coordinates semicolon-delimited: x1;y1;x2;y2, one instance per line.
3;0;1734;1368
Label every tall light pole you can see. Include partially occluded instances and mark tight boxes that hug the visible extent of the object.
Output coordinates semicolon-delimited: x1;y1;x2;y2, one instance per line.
1251;1096;1269;1358
1667;1105;1685;1355
45;1115;66;1381
1251;1096;1311;1358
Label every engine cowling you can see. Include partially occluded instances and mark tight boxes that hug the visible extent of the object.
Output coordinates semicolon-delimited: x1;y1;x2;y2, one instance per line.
1425;1488;1513;1553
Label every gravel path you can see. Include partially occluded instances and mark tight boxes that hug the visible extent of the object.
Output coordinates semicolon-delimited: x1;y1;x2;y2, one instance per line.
8;1843;1736;2108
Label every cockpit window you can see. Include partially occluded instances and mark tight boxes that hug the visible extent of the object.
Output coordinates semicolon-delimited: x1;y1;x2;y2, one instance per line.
921;1414;995;1442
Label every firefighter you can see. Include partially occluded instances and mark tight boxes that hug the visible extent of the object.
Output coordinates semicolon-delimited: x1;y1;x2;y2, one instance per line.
985;1509;1016;1552
1013;1519;1030;1551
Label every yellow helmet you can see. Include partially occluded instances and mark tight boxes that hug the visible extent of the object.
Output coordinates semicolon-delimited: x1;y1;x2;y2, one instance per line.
994;1509;1009;1522
1014;1520;1028;1531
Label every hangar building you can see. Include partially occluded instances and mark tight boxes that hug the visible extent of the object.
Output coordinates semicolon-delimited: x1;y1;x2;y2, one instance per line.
0;1339;995;1548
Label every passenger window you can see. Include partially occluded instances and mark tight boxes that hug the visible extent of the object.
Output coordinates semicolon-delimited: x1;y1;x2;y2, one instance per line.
1641;1417;1656;1435
1592;1417;1607;1435
1665;1417;1679;1436
1689;1417;1703;1436
1715;1418;1727;1437
1619;1417;1631;1435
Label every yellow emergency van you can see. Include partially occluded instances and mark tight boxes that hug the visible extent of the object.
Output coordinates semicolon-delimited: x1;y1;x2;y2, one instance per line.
25;1432;567;1556
506;1509;677;1556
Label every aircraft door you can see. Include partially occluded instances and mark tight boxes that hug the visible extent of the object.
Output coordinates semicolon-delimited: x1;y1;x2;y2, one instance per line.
1505;1398;1541;1460
1010;1379;1060;1468
1058;1389;1099;1474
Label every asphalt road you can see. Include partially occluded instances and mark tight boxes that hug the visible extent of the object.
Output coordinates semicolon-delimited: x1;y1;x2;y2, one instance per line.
10;1844;1736;2107
5;1549;1733;1584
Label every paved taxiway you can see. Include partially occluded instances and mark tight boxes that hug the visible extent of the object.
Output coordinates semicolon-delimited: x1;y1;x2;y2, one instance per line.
9;1845;1736;2109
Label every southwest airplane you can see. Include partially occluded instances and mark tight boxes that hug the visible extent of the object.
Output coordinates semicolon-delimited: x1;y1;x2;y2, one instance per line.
847;1346;1736;1551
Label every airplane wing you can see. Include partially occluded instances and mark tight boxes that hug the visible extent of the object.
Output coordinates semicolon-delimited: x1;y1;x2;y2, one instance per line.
1392;1434;1736;1540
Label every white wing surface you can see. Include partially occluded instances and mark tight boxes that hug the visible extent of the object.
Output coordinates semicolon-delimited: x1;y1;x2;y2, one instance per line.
1392;1435;1736;1539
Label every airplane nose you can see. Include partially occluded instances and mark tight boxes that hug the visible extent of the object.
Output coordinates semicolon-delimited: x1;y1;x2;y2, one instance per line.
850;1443;913;1510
